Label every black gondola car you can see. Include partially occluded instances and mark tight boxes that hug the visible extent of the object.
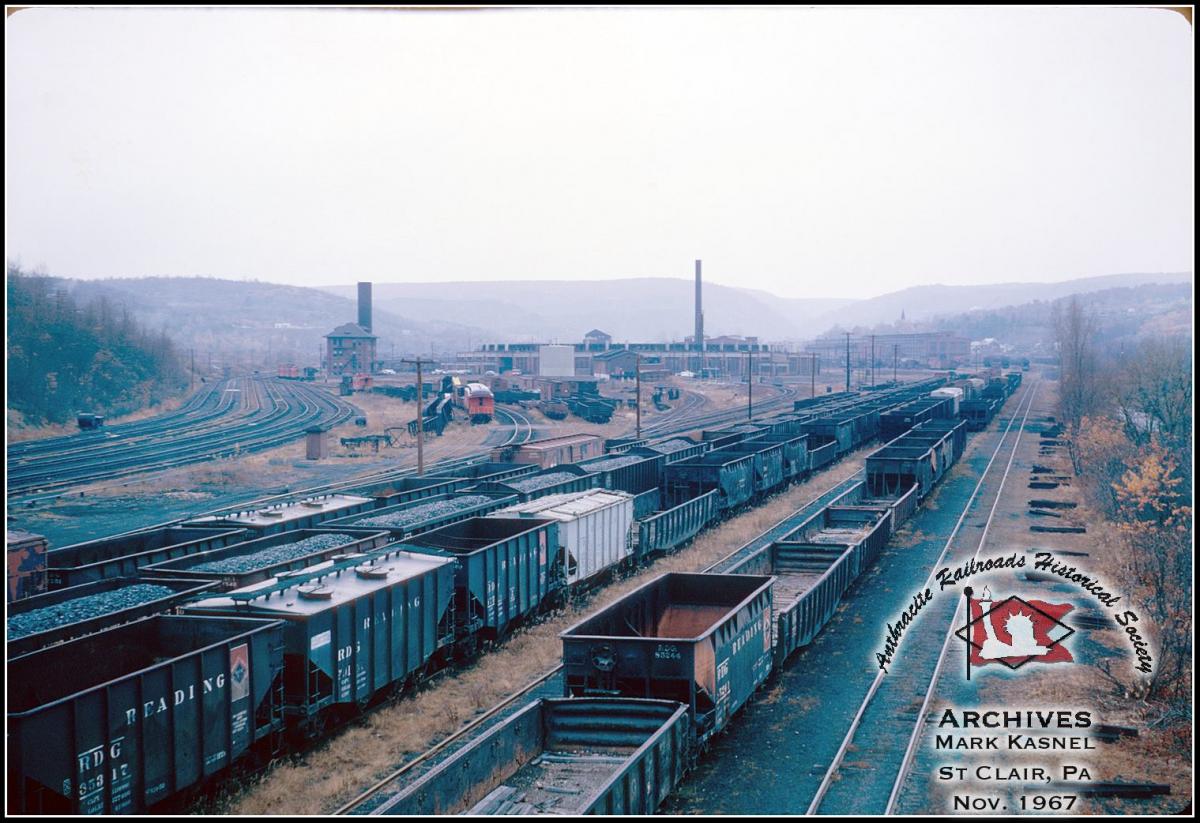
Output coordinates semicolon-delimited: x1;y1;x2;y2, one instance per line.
710;440;787;498
716;501;892;664
402;517;561;640
746;432;809;482
662;451;756;512
577;450;665;496
372;697;690;815
562;572;774;743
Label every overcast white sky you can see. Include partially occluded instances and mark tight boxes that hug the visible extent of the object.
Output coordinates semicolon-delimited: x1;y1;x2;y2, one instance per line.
5;6;1193;300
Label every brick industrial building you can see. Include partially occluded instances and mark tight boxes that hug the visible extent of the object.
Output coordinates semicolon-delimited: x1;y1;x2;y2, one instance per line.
324;323;377;375
455;333;816;379
324;281;378;376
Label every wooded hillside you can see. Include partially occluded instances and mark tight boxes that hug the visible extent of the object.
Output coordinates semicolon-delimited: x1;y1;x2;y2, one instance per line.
7;264;187;425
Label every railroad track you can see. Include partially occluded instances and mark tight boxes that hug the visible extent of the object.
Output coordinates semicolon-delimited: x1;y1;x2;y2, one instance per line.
806;379;1041;816
641;381;797;436
9;379;265;473
337;469;867;816
63;382;783;545
7;378;359;496
7;379;232;460
61;394;538;546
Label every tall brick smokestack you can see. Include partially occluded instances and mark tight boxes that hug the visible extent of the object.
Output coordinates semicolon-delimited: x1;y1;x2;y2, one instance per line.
357;281;372;332
694;259;704;347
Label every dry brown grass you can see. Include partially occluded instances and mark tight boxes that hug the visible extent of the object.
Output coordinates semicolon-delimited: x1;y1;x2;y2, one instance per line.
53;395;497;499
7;396;188;443
220;448;872;815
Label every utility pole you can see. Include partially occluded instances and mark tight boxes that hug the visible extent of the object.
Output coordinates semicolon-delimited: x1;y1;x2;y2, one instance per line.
845;333;851;392
747;349;753;420
402;357;435;475
893;344;898;383
810;352;816;398
635;353;642;439
870;335;876;388
189;349;195;393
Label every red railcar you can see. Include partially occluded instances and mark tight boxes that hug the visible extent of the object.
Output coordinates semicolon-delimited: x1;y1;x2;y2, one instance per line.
463;383;494;424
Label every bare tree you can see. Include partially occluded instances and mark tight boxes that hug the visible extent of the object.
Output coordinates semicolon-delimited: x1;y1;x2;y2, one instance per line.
1072;334;1193;702
1053;297;1103;473
1112;337;1193;452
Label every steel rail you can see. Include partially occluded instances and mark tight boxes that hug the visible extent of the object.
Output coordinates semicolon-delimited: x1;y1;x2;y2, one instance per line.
805;380;1039;815
8;379;358;495
882;381;1040;814
6;378;227;457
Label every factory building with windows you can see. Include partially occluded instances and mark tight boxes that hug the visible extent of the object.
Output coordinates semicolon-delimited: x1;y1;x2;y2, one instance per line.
455;336;813;379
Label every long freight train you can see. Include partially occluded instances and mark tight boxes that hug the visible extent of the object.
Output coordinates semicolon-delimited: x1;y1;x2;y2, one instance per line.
7;373;1023;814
373;414;976;815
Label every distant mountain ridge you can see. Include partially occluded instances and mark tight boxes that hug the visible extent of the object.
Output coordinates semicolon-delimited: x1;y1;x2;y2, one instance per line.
17;272;1187;378
323;272;1192;343
62;276;489;367
320;278;841;343
805;272;1193;333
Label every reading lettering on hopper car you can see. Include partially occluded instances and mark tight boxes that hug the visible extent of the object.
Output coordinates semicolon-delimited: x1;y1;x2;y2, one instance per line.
123;675;227;724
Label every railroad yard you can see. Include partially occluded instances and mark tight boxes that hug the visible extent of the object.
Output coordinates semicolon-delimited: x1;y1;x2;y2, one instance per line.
9;376;764;547
6;353;1191;819
7;8;1191;819
9;364;1106;816
8;343;1195;823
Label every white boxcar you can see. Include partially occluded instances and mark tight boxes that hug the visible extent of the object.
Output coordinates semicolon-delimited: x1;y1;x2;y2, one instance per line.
538;344;576;377
930;386;963;416
490;490;634;585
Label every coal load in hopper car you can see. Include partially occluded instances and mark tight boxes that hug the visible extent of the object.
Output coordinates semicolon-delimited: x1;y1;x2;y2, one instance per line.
577;450;665;496
322;492;518;541
142;529;391;591
45;526;248;590
6;576;218;658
